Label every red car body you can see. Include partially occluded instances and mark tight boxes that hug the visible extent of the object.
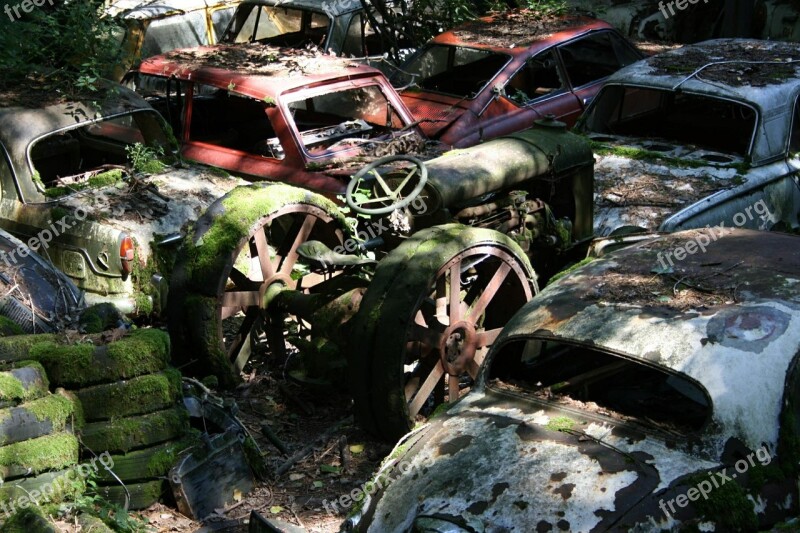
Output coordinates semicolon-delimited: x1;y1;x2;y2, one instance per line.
129;46;421;196
396;13;643;147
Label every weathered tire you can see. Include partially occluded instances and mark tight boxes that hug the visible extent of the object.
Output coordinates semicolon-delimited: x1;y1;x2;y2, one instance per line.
0;362;49;407
0;468;85;507
27;329;170;388
168;184;349;388
0;432;79;481
96;437;196;483
0;392;81;447
0;334;57;364
74;368;182;422
91;479;163;510
349;224;536;440
0;507;58;533
79;406;189;454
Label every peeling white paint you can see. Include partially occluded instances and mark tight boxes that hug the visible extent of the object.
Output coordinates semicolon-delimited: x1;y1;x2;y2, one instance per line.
367;415;640;532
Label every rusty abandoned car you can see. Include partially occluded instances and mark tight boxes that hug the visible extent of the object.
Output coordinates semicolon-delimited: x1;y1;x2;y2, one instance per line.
579;39;800;236
342;228;800;532
393;9;643;147
1;49;597;441
221;0;392;58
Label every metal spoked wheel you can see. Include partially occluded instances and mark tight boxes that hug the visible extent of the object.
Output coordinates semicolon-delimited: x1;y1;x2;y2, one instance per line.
349;224;536;441
168;185;348;387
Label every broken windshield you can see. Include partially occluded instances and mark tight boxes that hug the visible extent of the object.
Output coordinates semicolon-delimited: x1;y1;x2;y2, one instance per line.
29;111;170;200
223;4;331;48
397;44;511;99
583;85;757;157
487;338;711;434
285;84;405;156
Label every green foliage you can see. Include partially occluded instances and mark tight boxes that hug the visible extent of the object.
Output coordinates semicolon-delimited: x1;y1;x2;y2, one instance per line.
0;0;125;95
74;475;150;533
126;143;166;175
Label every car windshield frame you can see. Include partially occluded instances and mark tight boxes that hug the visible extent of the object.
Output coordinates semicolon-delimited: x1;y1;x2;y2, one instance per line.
582;83;759;158
222;3;335;48
482;333;714;436
400;43;513;100
24;109;170;203
280;80;411;161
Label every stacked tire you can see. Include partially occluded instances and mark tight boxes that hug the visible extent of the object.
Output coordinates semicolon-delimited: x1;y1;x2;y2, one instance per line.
0;328;192;511
0;361;84;513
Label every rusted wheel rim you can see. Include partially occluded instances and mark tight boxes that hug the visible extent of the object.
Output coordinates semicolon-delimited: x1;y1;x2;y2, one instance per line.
403;245;533;421
215;204;344;370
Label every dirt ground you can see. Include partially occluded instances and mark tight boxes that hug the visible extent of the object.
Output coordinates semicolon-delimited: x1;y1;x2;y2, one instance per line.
132;348;393;533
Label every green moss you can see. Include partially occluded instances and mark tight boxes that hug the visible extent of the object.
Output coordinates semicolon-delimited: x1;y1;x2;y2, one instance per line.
28;329;169;388
0;506;54;533
0;363;48;403
42;170;124;199
545;416;576;432
548;257;594;285
428;401;451;420
0;317;23;338
76;368;182;421
184;184;346;285
25;393;80;429
242;435;268;480
689;472;757;530
79;303;122;334
0;432;79;474
590;141;752;174
80;407;189;453
134;292;153;315
0;334;58;364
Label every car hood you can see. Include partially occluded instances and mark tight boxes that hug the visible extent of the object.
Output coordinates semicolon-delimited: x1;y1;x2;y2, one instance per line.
589;135;745;235
401;93;467;139
57;165;248;260
354;393;719;532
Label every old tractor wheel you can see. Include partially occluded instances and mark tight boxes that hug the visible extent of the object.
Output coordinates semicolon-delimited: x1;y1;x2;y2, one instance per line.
350;224;537;441
168;184;348;387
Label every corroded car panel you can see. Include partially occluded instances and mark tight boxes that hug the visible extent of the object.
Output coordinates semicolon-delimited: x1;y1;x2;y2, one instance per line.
346;228;800;532
580;39;800;236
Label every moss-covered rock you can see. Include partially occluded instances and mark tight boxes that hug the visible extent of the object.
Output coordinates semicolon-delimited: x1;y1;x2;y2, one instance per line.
0;432;79;479
79;407;189;454
76;514;114;533
691;472;758;531
78;303;123;334
28;329;170;388
74;368;182;422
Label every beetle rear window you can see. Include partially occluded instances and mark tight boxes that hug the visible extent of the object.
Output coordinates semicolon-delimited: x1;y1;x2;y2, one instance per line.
487;339;711;433
583;86;756;156
29;112;169;199
398;44;510;99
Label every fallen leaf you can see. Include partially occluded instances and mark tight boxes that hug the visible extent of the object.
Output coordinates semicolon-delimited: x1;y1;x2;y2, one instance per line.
349;444;365;454
270;506;283;514
289;473;305;481
320;464;340;474
233;489;243;502
313;480;324;488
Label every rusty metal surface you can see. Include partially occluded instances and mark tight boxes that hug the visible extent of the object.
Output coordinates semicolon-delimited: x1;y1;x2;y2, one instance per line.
488;228;800;453
348;229;800;532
